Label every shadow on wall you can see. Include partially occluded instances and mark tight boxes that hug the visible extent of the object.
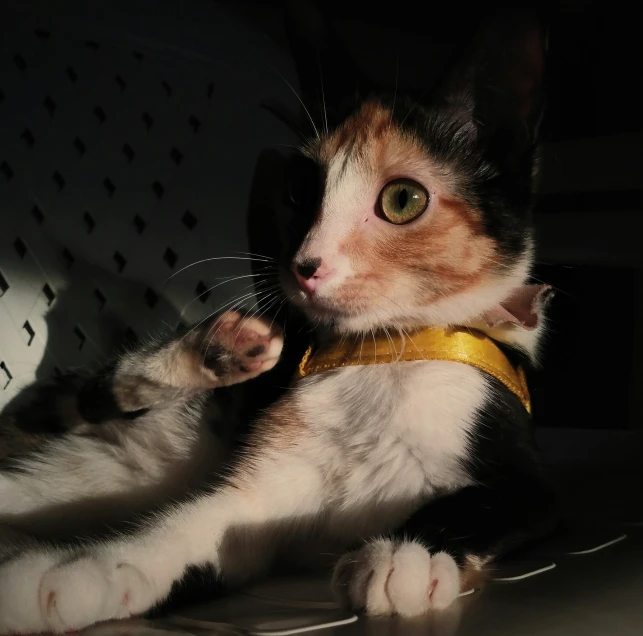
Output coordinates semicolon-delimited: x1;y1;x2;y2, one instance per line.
0;146;302;458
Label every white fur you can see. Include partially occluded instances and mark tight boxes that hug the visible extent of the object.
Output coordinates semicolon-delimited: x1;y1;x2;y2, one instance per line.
334;539;460;616
0;107;544;632
0;360;486;632
0;399;225;536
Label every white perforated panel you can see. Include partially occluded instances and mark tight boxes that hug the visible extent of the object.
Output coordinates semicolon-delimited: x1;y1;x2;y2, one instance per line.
0;1;298;404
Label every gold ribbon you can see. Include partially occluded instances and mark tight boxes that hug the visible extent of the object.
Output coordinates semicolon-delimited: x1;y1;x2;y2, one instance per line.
295;327;531;413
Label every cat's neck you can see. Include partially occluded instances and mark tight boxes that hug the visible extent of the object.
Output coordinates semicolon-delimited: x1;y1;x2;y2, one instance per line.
313;318;543;366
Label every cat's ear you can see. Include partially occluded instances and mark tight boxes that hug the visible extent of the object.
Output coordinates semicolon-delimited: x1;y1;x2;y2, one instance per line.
436;10;547;161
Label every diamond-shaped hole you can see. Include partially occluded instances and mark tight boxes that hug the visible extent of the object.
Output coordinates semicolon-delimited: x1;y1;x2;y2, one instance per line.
85;40;100;49
94;288;106;311
22;321;35;346
115;75;126;91
53;171;65;191
103;178;115;197
32;205;45;225
14;238;27;259
142;112;153;130
43;96;56;116
207;82;214;99
73;137;86;157
152;181;165;199
66;66;78;83
195;281;210;303
0;270;8;297
132;51;144;61
93;106;106;124
161;81;172;97
163;247;178;268
1;161;14;181
144;288;158;308
34;29;51;39
83;211;95;233
122;143;135;163
42;283;55;306
170;147;183;166
20;128;35;147
182;210;197;230
133;215;146;234
0;361;12;389
113;251;126;273
73;326;86;350
62;248;74;268
14;55;26;72
188;115;201;134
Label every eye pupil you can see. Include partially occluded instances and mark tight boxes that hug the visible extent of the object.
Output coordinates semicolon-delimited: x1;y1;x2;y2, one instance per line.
398;189;408;209
378;178;428;225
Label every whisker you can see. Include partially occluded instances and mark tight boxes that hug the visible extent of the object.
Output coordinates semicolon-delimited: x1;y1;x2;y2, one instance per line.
318;53;329;136
181;273;278;311
165;256;275;283
383;325;397;363
233;251;277;262
390;53;399;125
400;326;426;360
269;297;289;331
179;289;259;345
216;286;282;353
270;66;320;140
180;278;271;320
201;284;281;356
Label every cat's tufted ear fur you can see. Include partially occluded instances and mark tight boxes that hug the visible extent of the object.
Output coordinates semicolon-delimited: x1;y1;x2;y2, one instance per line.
431;10;547;169
284;4;547;157
283;0;371;134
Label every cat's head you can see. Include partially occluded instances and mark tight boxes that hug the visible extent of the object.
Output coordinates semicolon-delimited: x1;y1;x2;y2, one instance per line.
278;7;548;340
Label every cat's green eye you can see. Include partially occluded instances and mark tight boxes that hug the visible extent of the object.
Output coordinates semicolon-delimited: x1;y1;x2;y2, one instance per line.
378;179;429;225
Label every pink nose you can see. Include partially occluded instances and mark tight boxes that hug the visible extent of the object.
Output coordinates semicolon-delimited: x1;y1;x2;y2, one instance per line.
292;258;331;294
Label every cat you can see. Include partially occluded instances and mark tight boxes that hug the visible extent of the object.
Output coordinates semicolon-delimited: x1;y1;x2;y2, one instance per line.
0;8;558;633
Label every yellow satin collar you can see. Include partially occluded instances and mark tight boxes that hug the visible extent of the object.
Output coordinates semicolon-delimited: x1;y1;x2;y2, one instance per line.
295;326;531;413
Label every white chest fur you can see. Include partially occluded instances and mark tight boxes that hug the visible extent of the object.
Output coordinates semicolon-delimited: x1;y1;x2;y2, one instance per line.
296;360;488;536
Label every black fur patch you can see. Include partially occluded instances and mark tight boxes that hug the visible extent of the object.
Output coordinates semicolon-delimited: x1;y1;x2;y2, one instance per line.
146;562;226;618
77;369;124;424
394;377;558;562
203;343;233;377
246;344;265;358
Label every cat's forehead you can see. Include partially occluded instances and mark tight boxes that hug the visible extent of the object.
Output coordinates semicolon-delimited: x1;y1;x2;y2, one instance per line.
306;102;431;183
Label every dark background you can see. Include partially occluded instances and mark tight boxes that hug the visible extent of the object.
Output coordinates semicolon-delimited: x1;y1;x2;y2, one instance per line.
238;0;643;431
1;0;641;430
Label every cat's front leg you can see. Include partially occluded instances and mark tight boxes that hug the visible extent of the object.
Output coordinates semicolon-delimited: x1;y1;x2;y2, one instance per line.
0;411;320;634
86;310;284;419
333;474;557;617
0;494;234;633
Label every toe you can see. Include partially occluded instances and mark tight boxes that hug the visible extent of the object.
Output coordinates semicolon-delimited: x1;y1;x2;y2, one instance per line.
387;542;433;617
428;552;460;610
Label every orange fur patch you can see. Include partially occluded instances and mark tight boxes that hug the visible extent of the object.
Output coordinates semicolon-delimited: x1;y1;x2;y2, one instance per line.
460;554;492;592
309;101;499;309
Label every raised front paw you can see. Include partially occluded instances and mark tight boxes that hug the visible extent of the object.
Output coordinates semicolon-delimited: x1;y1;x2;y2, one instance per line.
0;551;154;634
199;311;284;386
333;539;461;617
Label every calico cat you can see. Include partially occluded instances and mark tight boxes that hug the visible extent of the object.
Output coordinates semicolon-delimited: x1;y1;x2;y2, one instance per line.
0;8;557;634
